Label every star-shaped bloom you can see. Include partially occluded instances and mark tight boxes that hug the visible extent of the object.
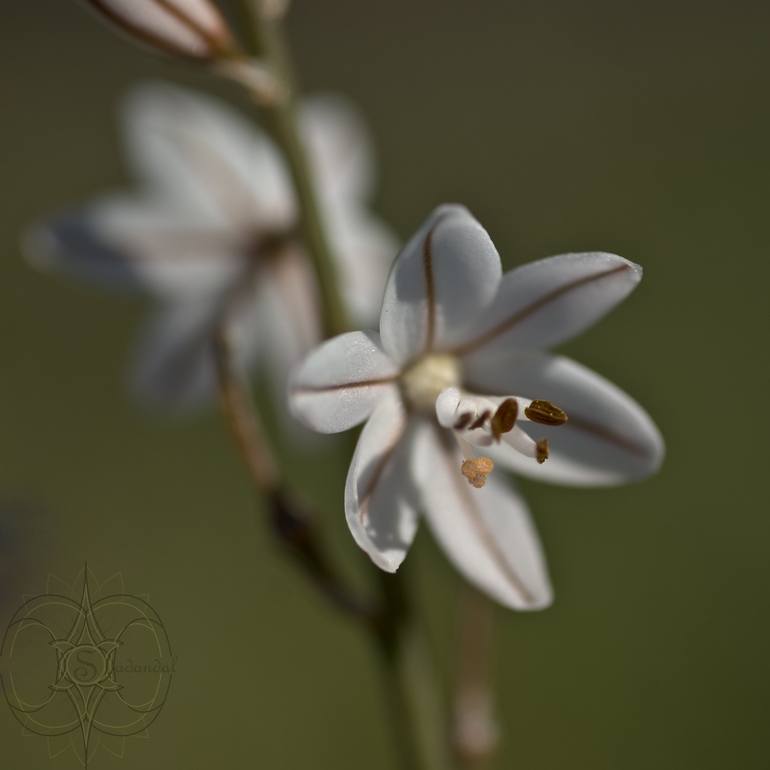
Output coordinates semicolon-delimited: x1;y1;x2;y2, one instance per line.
289;205;664;610
25;83;396;409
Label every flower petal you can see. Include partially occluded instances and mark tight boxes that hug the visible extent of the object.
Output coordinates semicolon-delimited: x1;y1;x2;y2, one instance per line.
379;205;502;365
411;424;552;610
258;248;322;414
345;396;419;572
131;301;222;410
463;349;664;486
326;205;398;327
131;279;267;411
122;83;293;228
25;198;243;298
300;94;398;327
300;94;375;202
289;331;399;433
452;252;641;355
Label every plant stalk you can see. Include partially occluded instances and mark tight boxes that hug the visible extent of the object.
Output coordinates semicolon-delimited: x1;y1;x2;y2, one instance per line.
234;0;349;336
212;327;369;617
232;5;451;768
374;570;452;770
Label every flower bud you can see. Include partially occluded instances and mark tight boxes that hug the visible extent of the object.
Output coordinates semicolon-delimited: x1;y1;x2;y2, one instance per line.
83;0;236;61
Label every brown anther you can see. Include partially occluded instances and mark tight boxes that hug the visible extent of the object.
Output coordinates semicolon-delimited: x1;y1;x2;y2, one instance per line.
490;398;519;442
525;400;568;426
461;457;495;488
469;410;492;430
535;439;549;464
453;412;473;430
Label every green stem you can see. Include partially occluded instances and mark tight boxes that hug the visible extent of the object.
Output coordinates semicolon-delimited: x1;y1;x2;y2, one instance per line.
233;6;450;768
374;571;452;770
237;1;349;335
264;105;348;335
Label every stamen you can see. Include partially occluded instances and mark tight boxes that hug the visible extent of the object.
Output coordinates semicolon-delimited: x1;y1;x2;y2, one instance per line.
454;412;474;430
490;398;518;442
469;410;492;430
437;389;555;467
524;400;568;426
437;389;499;440
507;426;549;465
461;457;495;488
457;437;477;461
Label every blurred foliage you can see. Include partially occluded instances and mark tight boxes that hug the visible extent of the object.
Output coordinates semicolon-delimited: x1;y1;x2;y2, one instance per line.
1;1;768;768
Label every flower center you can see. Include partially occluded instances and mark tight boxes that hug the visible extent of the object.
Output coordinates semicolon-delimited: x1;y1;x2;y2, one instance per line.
242;225;298;264
400;354;461;413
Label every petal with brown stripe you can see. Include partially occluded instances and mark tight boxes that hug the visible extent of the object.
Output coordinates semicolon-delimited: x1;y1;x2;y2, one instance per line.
411;424;552;611
344;395;419;572
379;205;502;365
451;252;642;356
289;331;399;433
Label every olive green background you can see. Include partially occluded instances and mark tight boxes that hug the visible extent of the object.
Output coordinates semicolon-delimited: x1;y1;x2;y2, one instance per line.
1;1;768;768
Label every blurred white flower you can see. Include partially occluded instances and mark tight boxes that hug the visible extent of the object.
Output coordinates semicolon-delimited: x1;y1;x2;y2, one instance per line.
26;83;397;410
290;205;664;610
82;0;236;60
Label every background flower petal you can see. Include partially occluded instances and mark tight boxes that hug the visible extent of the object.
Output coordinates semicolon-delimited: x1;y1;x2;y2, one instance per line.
25;198;245;298
326;205;398;328
122;82;294;229
300;94;376;202
257;248;323;414
131;300;224;410
300;95;398;328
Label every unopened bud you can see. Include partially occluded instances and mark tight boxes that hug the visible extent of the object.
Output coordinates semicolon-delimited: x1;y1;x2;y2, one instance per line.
83;0;236;61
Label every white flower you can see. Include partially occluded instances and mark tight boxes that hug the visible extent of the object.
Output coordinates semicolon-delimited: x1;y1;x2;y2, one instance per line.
25;83;397;410
289;205;664;610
